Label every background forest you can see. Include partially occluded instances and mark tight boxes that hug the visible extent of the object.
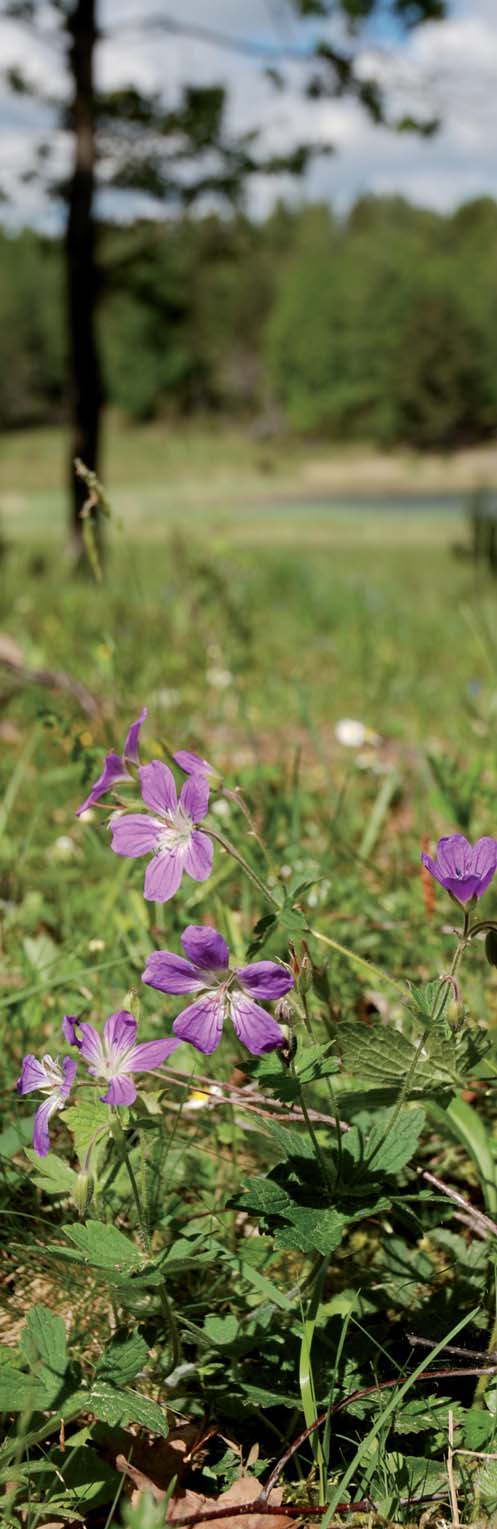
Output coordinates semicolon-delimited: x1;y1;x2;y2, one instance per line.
4;191;497;451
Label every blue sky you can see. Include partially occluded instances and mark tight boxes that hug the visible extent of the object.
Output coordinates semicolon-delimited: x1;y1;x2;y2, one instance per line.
0;0;496;225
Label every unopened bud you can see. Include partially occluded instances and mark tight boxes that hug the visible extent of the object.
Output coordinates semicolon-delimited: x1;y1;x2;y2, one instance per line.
74;1171;92;1217
298;955;313;996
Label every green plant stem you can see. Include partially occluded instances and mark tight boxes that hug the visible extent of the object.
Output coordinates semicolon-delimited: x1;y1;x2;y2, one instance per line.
367;912;471;1169
290;1062;333;1192
111;1113;180;1373
204;826;280;908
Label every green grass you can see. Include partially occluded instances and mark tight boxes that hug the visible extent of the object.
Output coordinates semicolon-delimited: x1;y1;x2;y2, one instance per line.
3;421;497;1526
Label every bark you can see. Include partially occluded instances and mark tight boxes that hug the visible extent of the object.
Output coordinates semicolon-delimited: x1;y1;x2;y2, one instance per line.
65;0;103;565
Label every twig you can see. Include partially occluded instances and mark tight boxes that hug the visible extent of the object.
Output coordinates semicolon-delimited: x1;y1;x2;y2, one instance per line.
163;1502;372;1525
447;1409;460;1528
260;1363;497;1502
0;641;101;719
418;1168;497;1240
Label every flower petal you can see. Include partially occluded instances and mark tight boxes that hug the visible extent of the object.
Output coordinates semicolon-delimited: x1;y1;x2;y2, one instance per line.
184;830;213;883
139;761;177;815
179;774;210;823
237;961;294;1001
440;874;482;906
436;835;472;878
471;836;497;879
230;995;285;1056
17;1055;48;1096
110;813;161;858
33;1097;57;1157
142;950;204;994
124;707;147;764
180;924;229;972
76;752;129;817
144;851;184;903
174;749;214;777
101;1075;137;1107
62;1015;81;1047
77;1022;105;1068
61;1057;78;1096
420;852;446;888
127;1037;180;1072
103;1010;137;1056
173;994;224;1054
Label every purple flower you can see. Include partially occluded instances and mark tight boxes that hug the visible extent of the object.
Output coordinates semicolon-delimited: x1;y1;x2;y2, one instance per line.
142;924;293;1056
62;1009;179;1105
174;750;217;779
421;834;497;905
109;763;213;902
16;1053;77;1157
76;708;147;817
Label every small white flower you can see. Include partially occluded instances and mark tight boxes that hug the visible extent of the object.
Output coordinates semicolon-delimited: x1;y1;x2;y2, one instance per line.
335;718;380;749
206;667;232;689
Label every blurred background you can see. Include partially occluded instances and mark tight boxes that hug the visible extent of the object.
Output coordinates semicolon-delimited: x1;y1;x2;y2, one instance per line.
1;0;497;775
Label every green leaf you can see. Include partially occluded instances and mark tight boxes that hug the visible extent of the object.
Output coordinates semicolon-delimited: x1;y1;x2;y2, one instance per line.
204;1314;239;1347
0;1364;56;1414
364;1108;425;1174
64;1220;142;1270
464;1407;497;1451
24;1147;78;1195
392;1395;460;1436
63;1098;110;1160
87;1380;168;1436
20;1303;67;1377
338;1022;456;1092
406;979;442;1023
96;1329;149;1386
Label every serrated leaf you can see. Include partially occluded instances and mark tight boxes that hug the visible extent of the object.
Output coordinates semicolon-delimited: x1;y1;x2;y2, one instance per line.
0;1364;56;1413
338;1022;456;1092
20;1304;67;1377
25;1147;78;1195
64;1220;142;1270
392;1395;458;1436
63;1098;110;1160
364;1108;425;1175
96;1329;149;1385
406;980;441;1023
87;1380;168;1435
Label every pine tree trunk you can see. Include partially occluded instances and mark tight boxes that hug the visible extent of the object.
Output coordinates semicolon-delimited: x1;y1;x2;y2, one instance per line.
65;0;103;566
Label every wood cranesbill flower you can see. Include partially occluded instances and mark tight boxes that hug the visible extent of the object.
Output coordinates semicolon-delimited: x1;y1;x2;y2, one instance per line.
142;923;294;1056
420;834;497;906
109;762;213;901
76;708;147;817
62;1010;179;1106
16;1053;77;1157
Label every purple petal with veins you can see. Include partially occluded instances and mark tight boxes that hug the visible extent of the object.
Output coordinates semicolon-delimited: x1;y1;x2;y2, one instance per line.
181;924;229;972
230;995;285;1055
173;994;225;1054
184;831;213;882
101;1075;137;1107
142;950;205;994
144;850;184;902
179;773;210;823
139;761;177;816
110;813;161;858
236;961;294;1001
124;707;147;764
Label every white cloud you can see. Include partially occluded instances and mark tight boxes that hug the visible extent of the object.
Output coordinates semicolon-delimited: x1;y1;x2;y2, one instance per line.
1;0;497;224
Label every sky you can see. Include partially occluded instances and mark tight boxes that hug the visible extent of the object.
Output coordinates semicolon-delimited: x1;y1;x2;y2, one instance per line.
0;0;496;226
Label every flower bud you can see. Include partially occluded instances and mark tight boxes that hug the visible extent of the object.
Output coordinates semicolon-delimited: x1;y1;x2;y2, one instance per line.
74;1171;92;1217
298;955;313;996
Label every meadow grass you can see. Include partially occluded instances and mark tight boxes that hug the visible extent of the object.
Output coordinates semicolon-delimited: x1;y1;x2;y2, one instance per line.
2;423;497;1525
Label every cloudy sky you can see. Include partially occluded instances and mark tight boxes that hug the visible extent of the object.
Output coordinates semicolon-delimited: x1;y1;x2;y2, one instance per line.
1;0;496;225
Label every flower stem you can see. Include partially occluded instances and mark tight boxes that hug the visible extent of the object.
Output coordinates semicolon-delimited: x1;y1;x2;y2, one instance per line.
111;1113;181;1373
204;826;280;908
291;1062;333;1193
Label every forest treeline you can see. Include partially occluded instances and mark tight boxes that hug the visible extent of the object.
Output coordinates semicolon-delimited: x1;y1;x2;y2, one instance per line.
3;193;497;450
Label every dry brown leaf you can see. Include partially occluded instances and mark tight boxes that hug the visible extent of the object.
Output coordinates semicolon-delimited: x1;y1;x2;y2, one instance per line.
169;1474;297;1529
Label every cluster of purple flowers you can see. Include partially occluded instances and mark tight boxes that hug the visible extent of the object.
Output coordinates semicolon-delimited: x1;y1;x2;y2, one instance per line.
18;712;294;1155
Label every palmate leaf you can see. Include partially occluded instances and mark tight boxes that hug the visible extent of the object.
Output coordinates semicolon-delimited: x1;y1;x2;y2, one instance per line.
63;1220;142;1270
363;1107;425;1174
96;1329;149;1385
337;1021;459;1091
86;1380;169;1436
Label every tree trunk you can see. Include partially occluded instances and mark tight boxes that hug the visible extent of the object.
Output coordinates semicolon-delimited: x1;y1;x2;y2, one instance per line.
65;0;103;566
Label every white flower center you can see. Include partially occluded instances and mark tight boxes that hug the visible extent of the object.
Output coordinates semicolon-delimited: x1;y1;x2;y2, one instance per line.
40;1055;65;1093
157;804;193;855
